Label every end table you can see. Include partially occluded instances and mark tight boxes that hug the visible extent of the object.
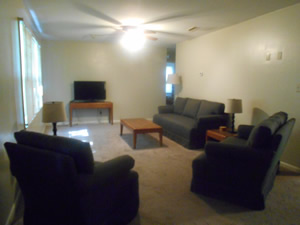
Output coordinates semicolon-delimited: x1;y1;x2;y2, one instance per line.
206;129;237;142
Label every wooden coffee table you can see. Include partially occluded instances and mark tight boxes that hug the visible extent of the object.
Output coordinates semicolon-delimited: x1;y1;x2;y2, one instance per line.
120;118;163;149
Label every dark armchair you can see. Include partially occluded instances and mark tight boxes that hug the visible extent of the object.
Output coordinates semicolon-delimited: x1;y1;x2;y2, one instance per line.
5;131;139;225
191;112;295;210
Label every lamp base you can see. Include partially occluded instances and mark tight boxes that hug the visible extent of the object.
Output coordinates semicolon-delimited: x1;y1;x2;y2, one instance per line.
230;113;236;134
52;122;57;136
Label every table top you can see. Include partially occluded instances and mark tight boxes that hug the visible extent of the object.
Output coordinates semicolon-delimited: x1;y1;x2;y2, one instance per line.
207;129;237;137
121;118;162;131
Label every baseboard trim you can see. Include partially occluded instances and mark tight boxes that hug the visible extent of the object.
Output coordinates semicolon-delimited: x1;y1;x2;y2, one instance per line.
5;190;21;225
281;161;300;173
5;203;15;225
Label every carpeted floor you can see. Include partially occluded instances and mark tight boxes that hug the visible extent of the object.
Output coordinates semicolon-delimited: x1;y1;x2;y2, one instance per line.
15;123;300;225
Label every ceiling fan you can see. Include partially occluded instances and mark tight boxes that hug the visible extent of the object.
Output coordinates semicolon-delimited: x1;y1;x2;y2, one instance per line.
119;26;158;41
73;2;159;41
73;1;194;42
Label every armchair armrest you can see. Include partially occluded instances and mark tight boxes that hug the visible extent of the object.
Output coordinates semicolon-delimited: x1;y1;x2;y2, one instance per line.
237;125;254;140
78;155;135;193
205;142;268;164
94;155;134;177
197;115;228;130
158;105;174;114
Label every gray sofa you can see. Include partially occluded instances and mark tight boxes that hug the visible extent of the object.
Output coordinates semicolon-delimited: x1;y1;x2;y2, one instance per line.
153;97;228;149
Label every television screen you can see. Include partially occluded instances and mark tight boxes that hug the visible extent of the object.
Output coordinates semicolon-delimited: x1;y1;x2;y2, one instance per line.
74;81;106;101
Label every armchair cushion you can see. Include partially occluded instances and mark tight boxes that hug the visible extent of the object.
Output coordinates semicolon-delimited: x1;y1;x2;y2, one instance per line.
237;125;254;140
270;111;288;125
174;97;187;114
205;141;268;164
247;114;287;149
78;155;135;194
15;131;94;174
182;98;201;118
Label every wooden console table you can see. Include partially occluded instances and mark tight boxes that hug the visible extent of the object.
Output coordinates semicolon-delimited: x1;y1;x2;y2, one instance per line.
69;101;113;126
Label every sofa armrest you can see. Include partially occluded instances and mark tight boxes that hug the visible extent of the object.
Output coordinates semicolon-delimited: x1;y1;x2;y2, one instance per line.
158;105;174;114
197;114;228;130
78;155;135;193
237;125;254;140
205;142;268;164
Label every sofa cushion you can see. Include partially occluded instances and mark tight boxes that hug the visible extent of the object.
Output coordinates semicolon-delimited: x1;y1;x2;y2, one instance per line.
196;100;225;117
153;114;197;139
247;115;284;149
174;97;187;114
182;98;201;118
14;131;94;174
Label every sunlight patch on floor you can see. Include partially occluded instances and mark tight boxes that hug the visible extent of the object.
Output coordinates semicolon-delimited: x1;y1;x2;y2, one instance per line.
68;129;96;153
68;129;89;137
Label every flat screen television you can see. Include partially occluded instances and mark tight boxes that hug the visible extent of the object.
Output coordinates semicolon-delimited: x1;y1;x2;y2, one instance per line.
74;81;106;101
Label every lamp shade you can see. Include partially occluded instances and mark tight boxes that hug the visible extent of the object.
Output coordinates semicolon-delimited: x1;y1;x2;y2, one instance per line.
42;101;67;123
225;99;243;113
167;74;180;85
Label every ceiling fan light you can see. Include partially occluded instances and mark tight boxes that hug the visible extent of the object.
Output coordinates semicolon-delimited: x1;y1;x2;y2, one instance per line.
121;28;145;51
122;18;144;26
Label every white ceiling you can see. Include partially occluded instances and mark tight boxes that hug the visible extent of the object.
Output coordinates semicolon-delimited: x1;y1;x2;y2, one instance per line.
24;0;300;48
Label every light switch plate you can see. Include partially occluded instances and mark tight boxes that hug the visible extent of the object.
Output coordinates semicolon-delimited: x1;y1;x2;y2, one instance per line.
266;52;271;61
277;52;283;60
297;84;300;93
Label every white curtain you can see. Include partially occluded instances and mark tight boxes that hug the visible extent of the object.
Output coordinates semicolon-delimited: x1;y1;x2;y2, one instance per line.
19;20;43;126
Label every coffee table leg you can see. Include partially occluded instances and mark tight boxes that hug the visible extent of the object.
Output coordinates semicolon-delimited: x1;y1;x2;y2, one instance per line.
159;131;163;146
120;124;123;135
133;131;137;149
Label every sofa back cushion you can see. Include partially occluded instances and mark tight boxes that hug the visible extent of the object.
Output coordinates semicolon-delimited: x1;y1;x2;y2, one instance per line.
174;97;187;114
15;131;94;174
182;98;201;118
247;112;288;149
196;100;225;118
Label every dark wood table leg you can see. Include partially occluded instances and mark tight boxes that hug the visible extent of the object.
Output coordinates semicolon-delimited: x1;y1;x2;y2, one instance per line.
159;131;163;146
120;123;123;135
69;106;72;127
133;131;137;149
109;107;113;124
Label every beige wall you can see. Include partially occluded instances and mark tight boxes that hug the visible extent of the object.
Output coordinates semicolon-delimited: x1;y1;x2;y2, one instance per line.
42;41;166;124
0;0;25;224
0;1;46;223
176;4;300;168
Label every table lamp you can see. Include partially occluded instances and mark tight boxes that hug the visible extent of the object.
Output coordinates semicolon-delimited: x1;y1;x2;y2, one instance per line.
167;74;181;104
167;74;180;85
225;99;242;133
42;101;67;136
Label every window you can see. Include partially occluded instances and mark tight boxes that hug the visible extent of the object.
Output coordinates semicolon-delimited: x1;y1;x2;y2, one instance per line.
18;19;43;127
165;62;175;96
